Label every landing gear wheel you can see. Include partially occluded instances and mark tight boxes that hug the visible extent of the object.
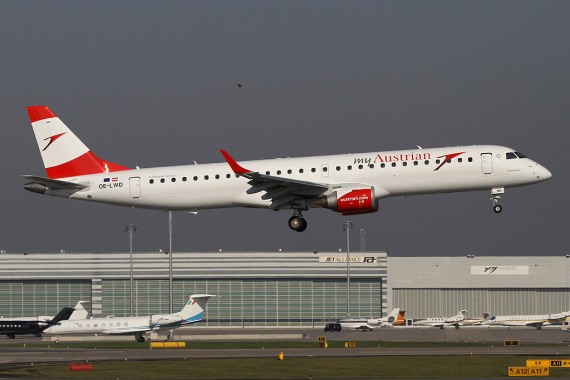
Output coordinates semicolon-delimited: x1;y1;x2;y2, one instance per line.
136;335;146;343
493;204;502;213
288;215;307;232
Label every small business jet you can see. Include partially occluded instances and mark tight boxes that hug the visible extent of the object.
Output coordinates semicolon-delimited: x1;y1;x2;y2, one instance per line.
0;301;88;339
339;308;405;331
460;312;490;326
43;294;213;342
481;310;570;329
23;106;551;232
414;310;466;329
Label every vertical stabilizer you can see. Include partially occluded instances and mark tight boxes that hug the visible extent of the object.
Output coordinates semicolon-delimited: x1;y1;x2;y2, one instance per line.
69;301;91;320
48;307;75;325
180;294;214;323
27;106;129;179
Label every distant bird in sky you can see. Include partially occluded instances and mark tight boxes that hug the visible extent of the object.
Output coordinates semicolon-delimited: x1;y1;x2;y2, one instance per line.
236;83;242;88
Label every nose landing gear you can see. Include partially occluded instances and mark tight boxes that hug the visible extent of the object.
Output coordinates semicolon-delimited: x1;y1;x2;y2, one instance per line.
288;210;308;232
491;188;504;213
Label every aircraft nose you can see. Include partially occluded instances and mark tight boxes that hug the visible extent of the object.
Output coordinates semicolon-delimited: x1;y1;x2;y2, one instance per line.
536;164;552;181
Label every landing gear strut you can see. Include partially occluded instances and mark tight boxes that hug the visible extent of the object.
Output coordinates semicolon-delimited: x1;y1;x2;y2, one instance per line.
491;188;504;213
288;210;307;232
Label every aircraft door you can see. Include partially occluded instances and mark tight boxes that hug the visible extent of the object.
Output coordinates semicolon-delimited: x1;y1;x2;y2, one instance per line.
129;177;141;198
321;164;329;178
481;153;493;174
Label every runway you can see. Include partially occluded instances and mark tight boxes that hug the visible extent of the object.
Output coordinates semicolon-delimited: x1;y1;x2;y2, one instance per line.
1;327;570;367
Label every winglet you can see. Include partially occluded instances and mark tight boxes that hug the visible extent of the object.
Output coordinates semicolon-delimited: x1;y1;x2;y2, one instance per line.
220;149;252;175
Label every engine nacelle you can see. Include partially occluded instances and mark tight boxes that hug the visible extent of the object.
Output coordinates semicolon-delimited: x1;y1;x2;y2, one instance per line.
325;187;378;215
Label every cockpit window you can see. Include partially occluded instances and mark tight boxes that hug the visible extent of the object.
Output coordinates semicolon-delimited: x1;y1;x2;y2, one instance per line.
514;151;528;158
506;152;517;160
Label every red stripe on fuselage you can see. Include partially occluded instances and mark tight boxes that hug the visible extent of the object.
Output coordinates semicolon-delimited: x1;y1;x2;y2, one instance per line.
27;106;57;123
46;151;130;179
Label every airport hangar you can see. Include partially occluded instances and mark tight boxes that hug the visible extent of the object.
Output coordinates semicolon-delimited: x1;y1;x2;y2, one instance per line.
1;251;569;325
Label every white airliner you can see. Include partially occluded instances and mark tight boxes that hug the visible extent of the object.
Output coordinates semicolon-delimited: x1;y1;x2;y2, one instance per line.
23;106;552;232
414;310;466;329
339;308;406;331
481;310;570;329
43;294;213;342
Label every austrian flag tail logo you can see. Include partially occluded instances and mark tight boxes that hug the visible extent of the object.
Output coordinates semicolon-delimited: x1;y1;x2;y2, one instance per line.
42;132;66;151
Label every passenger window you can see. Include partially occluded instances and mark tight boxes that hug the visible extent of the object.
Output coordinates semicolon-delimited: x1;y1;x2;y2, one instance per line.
358;164;363;169
424;160;429;165
468;157;473;162
435;159;441;164
299;169;304;173
336;166;341;171
287;169;292;174
193;176;198;181
160;178;165;183
311;168;316;173
414;161;418;166
458;158;462;163
149;179;154;184
402;162;407;167
277;170;282;175
391;162;396;167
171;178;176;182
369;164;374;169
381;163;386;168
226;174;231;178
204;175;209;180
347;165;352;170
215;174;220;179
182;177;187;182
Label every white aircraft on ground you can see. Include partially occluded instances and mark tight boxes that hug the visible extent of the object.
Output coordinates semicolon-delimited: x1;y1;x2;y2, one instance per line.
23;106;551;232
481;310;570;329
414;310;466;329
43;294;213;342
460;312;490;326
339;308;406;331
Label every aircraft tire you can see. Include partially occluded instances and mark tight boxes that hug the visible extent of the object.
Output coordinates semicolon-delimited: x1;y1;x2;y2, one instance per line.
493;205;503;213
288;216;307;232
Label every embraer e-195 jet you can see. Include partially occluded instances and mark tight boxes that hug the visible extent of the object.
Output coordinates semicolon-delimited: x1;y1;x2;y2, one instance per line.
23;106;551;232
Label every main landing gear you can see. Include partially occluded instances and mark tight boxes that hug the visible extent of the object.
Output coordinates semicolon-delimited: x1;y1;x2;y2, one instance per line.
288;210;308;232
491;188;504;213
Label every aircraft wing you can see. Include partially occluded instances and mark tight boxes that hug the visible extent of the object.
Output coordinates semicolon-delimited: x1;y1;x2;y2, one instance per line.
221;150;329;210
21;175;87;191
106;327;149;335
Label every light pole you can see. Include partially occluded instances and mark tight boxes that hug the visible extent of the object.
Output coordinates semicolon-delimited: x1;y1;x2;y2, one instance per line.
168;211;173;314
343;220;353;318
125;223;137;316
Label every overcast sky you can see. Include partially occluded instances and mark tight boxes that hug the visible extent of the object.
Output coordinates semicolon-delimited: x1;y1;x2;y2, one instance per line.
1;1;568;256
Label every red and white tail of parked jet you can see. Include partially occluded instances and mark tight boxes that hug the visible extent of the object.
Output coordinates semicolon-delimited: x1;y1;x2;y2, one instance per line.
23;106;552;232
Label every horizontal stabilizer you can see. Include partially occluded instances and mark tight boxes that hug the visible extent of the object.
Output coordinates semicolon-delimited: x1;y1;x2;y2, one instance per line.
22;175;87;194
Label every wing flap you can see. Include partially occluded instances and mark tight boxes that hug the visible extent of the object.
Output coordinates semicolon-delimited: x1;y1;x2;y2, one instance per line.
221;150;329;210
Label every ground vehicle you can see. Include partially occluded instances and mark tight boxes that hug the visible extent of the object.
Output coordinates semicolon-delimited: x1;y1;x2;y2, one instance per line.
324;323;342;332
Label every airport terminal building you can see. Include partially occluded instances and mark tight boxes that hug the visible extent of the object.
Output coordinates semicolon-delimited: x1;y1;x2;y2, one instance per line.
1;251;569;325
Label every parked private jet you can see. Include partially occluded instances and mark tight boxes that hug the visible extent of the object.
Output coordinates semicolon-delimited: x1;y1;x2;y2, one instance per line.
414;310;467;329
43;294;213;342
481;310;570;329
0;301;88;339
23;106;551;232
339;308;406;331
